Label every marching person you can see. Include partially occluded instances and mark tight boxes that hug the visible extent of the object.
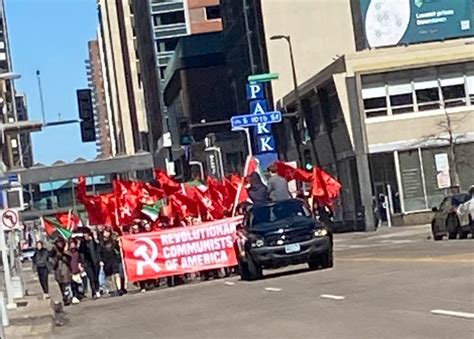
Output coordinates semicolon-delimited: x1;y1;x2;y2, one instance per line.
248;172;268;206
99;228;123;296
49;238;72;305
267;164;291;202
79;231;102;299
32;241;50;299
69;239;84;304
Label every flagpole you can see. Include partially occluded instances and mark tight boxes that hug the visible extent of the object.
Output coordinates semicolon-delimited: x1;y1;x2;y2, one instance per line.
67;209;72;230
231;156;251;217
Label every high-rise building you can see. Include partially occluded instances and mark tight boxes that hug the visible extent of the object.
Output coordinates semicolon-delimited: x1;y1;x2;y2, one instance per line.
0;0;30;170
15;93;34;168
150;0;188;81
86;39;112;158
97;0;151;156
187;0;222;35
149;0;222;80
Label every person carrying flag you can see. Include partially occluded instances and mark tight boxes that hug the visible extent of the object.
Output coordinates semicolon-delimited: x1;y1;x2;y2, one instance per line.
79;231;102;300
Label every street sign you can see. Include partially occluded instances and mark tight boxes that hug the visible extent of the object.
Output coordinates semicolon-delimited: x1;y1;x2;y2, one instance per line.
1;209;19;231
231;111;282;129
248;73;280;83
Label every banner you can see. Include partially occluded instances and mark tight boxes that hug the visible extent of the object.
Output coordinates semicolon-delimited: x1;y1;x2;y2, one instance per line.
359;0;473;48
121;216;243;282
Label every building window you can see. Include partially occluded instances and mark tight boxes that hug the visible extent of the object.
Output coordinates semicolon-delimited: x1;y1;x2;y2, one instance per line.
157;37;179;53
399;149;426;212
414;80;440;111
153;11;185;26
467;75;474;105
205;6;221;20
388;83;414;114
362;86;387;118
159;66;166;79
440;78;466;108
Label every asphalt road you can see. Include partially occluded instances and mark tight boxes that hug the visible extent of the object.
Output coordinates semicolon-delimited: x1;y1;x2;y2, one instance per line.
53;225;474;339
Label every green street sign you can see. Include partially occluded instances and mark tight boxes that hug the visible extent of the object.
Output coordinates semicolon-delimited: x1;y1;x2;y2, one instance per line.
248;73;279;83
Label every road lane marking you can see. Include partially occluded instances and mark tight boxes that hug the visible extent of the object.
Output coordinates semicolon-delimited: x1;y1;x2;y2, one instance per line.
224;282;235;286
265;287;282;292
320;294;345;300
431;309;474;319
338;255;474;264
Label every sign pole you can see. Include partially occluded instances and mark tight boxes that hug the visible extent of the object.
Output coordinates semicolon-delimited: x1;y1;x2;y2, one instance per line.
0;226;15;308
243;128;252;157
1;209;19;309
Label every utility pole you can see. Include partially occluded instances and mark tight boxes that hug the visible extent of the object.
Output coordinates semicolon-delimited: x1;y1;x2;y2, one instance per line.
243;0;257;73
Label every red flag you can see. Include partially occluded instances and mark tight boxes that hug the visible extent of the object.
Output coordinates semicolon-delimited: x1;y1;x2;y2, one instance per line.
56;212;81;231
173;191;200;217
76;176;87;203
207;177;229;210
311;167;341;206
42;218;56;236
226;176;248;205
155;169;181;195
114;180;141;225
275;161;312;182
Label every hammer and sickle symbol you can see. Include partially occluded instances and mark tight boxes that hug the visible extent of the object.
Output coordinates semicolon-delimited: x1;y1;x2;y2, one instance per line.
133;238;160;275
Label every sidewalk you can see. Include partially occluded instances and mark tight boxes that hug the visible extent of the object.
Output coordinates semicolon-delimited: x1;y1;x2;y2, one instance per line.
334;223;431;242
4;265;61;338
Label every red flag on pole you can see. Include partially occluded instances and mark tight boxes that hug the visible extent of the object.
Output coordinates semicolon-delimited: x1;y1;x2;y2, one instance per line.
274;161;312;182
311;167;341;206
56;211;81;231
155;169;181;195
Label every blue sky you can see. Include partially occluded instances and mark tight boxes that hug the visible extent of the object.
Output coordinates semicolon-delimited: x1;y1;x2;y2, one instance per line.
6;0;98;165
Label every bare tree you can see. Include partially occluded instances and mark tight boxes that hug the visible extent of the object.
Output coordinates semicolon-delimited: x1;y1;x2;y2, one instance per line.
418;110;470;194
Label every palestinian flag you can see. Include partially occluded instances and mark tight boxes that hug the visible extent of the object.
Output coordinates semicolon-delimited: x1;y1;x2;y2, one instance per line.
42;217;73;239
141;199;164;221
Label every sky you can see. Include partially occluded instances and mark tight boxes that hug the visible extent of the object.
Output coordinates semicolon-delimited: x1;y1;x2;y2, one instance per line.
6;0;98;165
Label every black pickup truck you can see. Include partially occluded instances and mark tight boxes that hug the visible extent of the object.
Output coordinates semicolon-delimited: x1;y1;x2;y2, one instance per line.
235;199;333;281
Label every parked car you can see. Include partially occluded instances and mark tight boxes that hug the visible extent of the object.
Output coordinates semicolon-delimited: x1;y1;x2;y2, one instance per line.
20;247;36;262
235;199;333;281
431;193;470;241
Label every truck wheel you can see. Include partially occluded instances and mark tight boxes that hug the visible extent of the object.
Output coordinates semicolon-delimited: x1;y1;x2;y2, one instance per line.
238;259;251;281
459;227;469;240
308;256;320;270
447;215;459;240
321;249;334;269
246;255;263;280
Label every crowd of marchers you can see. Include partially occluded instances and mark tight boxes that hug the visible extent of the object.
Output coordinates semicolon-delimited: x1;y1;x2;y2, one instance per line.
31;164;338;305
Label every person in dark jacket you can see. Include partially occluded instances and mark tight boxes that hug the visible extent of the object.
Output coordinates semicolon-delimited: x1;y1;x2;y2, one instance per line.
79;231;101;299
32;241;50;299
248;172;268;206
69;240;84;304
267;164;291;201
49;238;72;305
99;229;123;296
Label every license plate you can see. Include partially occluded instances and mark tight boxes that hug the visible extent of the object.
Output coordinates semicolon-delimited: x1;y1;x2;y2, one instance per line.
285;243;301;254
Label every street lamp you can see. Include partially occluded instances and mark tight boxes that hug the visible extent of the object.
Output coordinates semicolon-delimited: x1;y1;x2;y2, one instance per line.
270;35;305;163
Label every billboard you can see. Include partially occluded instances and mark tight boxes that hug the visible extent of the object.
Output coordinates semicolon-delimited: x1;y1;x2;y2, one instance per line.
359;0;474;48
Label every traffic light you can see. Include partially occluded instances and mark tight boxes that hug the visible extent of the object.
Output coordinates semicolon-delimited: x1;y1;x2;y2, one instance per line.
303;149;313;171
76;89;96;142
